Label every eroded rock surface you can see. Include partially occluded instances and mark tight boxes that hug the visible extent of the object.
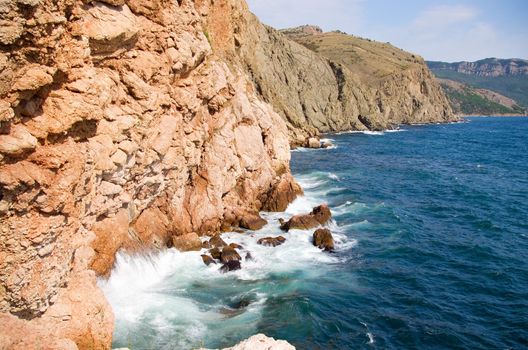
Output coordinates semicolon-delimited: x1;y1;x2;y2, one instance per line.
0;0;299;347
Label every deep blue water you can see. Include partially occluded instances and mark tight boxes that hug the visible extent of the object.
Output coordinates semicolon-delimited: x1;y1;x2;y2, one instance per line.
278;117;528;349
105;117;528;349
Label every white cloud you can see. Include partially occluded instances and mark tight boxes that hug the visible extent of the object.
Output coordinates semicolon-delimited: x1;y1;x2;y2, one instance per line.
247;0;365;33
412;5;478;30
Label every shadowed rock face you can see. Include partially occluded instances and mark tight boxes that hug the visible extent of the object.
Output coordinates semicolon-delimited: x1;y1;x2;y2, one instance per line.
203;5;456;144
0;0;299;347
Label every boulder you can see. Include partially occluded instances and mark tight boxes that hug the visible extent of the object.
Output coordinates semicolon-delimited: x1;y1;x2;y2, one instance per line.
201;254;216;266
229;243;243;249
321;140;334;148
313;228;334;251
209;234;227;248
172;233;202;252
221;246;241;263
209;247;222;260
306;137;321;148
280;204;332;231
239;211;267;230
220;260;241;273
257;236;286;247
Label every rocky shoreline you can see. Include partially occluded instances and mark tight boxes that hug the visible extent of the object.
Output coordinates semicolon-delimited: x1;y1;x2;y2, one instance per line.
0;0;455;348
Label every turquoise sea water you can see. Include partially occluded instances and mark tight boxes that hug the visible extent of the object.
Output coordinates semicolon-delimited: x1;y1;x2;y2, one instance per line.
103;117;528;349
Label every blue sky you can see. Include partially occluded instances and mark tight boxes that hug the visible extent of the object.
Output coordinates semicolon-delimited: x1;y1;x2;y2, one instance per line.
246;0;528;62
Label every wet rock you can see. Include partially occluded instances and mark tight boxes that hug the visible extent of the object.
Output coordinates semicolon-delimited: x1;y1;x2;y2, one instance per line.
280;204;332;231
202;240;212;249
260;173;303;212
221;334;295;350
306;137;321;148
321;140;334;148
257;236;286;247
172;233;202;252
221;246;241;263
313;228;334;251
220;260;242;273
201;254;216;266
239;211;267;230
229;243;243;249
245;252;253;261
209;234;227;248
209;247;222;260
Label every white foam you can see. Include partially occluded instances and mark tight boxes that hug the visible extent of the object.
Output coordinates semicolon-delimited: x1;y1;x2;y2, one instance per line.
102;170;358;348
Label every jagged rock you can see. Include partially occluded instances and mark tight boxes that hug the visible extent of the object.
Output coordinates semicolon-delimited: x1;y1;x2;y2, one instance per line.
201;254;216;266
172;233;202;252
81;2;139;55
239;211;267;230
229;243;243;249
0;125;38;156
221;246;242;263
257;236;286;247
220;260;241;273
306;137;321;148
209;247;222;260
313;228;335;251
209;234;227;248
280;204;332;231
260;173;304;212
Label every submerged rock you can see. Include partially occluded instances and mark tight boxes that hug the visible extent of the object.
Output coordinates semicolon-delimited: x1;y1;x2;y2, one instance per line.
257;236;286;247
313;228;335;251
245;252;253;261
201;254;216;266
280;204;332;231
220;260;242;273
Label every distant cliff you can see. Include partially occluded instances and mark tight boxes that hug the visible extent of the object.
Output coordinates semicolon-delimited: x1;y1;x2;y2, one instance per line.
427;58;528;108
203;13;456;145
428;58;528;77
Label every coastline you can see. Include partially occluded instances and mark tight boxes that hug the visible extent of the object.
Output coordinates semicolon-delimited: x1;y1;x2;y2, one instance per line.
458;114;528;118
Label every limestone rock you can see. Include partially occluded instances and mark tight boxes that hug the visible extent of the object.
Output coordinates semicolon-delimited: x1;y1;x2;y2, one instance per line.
223;334;295;350
172;233;202;252
0;124;38;156
81;2;139;55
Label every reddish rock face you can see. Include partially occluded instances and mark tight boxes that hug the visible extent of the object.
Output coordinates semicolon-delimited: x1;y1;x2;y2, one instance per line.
172;233;203;252
0;0;299;347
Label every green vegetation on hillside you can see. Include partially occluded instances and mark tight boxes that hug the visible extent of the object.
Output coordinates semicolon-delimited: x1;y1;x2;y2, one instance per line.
442;84;524;115
428;68;528;107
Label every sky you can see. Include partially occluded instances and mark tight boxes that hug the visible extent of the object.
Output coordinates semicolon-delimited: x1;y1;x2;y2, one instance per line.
246;0;528;62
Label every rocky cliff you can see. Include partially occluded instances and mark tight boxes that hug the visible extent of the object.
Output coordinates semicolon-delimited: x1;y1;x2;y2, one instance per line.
428;58;528;77
208;16;455;144
0;0;454;348
0;0;300;348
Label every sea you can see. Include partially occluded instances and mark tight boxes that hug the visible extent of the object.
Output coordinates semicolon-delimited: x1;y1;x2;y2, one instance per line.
101;117;528;349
